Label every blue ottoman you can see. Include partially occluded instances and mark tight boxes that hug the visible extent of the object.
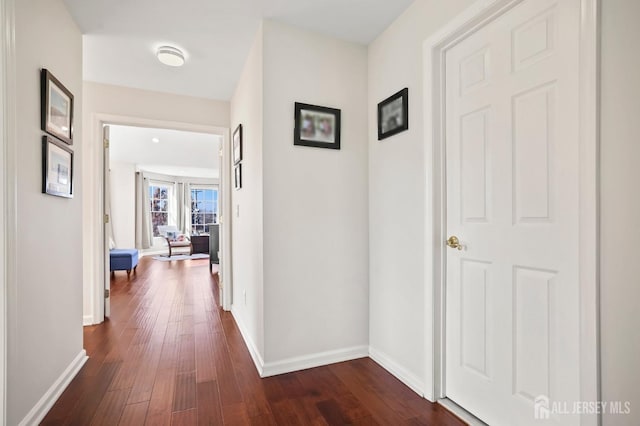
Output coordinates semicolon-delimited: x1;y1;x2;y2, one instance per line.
110;249;139;278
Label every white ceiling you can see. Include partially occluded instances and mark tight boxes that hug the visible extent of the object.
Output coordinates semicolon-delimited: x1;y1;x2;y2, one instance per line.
109;125;220;179
63;0;414;100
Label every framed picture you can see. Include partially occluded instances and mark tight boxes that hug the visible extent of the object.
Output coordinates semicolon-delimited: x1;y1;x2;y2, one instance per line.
233;124;243;165
41;69;74;145
42;135;73;198
294;102;341;150
234;164;242;190
378;88;408;140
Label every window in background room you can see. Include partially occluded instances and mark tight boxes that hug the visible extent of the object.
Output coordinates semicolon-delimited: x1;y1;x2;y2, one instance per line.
190;186;218;234
150;183;171;237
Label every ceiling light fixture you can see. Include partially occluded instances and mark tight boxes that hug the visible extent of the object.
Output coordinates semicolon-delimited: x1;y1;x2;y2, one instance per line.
156;46;185;67
151;137;160;143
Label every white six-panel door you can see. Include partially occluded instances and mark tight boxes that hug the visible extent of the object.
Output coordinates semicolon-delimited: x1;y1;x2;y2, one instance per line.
445;0;581;424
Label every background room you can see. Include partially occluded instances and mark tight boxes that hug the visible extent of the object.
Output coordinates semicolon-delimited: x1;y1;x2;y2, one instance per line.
107;125;220;256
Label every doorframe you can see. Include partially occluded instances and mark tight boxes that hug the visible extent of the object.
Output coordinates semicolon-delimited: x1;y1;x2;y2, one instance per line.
0;0;16;422
422;0;600;424
86;113;233;324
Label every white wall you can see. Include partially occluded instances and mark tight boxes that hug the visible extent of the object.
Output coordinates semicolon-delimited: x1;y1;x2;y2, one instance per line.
229;26;265;362
109;161;136;249
83;82;230;324
83;82;230;126
367;0;475;397
10;0;84;423
261;21;369;365
600;1;640;424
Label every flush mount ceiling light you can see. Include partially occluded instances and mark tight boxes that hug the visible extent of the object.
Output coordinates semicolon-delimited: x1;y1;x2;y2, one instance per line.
156;46;185;67
151;137;160;143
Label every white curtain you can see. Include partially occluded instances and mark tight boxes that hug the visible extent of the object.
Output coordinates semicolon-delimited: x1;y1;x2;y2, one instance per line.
135;172;152;249
177;182;192;235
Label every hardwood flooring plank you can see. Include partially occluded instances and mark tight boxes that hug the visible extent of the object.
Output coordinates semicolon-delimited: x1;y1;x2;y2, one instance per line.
64;361;122;426
127;342;162;404
329;361;411;425
248;413;279;426
269;399;313;426
118;401;149;426
229;361;271;419
222;402;251;425
171;408;197;426
210;331;243;407
108;342;147;391
176;333;196;374
194;324;217;383
316;398;349;425
145;367;177;426
173;371;197;412
89;388;131;426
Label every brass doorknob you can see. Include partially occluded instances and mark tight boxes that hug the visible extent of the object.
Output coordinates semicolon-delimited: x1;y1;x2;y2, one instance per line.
446;236;463;250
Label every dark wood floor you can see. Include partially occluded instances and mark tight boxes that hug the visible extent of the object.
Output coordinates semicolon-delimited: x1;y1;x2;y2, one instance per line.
42;256;465;425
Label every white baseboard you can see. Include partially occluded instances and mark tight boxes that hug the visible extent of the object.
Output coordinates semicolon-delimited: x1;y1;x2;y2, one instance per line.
19;349;88;426
369;346;426;397
231;305;265;376
262;345;369;377
230;306;368;378
83;314;96;326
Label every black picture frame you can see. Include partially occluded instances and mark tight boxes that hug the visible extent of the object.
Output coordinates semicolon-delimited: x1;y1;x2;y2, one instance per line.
378;88;408;140
42;135;74;198
294;102;341;150
41;69;74;145
234;164;242;190
233;124;243;165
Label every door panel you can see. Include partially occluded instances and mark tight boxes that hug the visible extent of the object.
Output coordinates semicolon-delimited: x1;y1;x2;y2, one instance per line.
460;259;491;379
513;83;555;222
460;108;490;223
444;0;580;425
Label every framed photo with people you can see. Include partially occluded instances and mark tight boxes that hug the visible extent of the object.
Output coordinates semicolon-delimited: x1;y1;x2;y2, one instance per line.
294;102;341;150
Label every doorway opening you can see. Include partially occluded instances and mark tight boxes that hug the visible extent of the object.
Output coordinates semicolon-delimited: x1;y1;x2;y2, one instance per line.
85;114;233;326
103;124;223;316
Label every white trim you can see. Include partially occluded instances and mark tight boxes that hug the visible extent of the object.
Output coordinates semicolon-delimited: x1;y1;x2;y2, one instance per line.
437;399;486;426
231;305;265;376
231;305;368;378
369;346;426;397
423;0;600;421
18;350;88;426
262;346;369;378
220;127;232;311
85;112;232;324
578;2;601;425
103;125;111;318
82;315;95;326
0;0;16;423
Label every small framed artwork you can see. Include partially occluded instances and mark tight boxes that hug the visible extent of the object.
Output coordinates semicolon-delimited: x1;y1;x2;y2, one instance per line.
41;69;74;145
233;124;243;165
234;164;242;190
294;102;341;150
42;135;73;198
378;88;408;140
